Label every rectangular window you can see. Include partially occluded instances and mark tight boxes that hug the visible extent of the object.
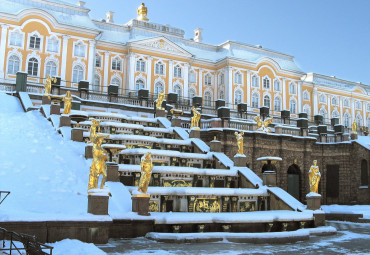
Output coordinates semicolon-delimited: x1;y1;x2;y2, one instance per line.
29;36;41;49
74;44;85;57
10;32;23;47
263;78;270;89
274;80;280;91
47;39;58;52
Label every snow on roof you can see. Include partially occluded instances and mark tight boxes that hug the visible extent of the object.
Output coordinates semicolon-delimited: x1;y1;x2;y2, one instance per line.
0;93;24;113
354;136;370;150
267;187;305;211
257;156;283;161
191;138;210;153
119;148;212;159
173;127;189;140
105;134;191;146
157;117;172;129
210;152;234;168
235;167;263;187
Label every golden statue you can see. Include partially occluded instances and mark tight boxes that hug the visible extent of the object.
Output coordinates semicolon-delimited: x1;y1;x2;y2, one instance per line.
156;91;165;110
191;106;201;129
234;131;244;155
352;121;357;134
254;116;263;130
44;75;56;96
254;116;273;133
137;3;149;21
88;134;109;190
138;152;153;194
308;160;321;194
62;91;73;114
89;118;101;143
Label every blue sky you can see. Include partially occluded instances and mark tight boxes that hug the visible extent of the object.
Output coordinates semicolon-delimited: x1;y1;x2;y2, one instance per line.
82;0;370;85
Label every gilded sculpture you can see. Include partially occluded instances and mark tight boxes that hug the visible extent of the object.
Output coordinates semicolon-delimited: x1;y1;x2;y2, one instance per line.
137;3;149;21
308;160;321;194
234;131;244;155
62;91;73;114
89;119;101;143
191;106;201;129
88;134;109;190
44;75;56;96
156;91;165;110
352;121;357;134
138;152;153;194
254;116;273;133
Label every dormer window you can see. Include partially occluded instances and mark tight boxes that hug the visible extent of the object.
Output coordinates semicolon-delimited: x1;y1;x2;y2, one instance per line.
174;65;182;78
29;35;41;50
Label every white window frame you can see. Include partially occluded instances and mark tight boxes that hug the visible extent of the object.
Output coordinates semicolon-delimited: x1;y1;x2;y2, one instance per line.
204;73;212;86
72;64;84;83
263;76;270;89
93;74;101;92
251;75;259;88
274;96;281;112
189;70;196;83
234;89;242;105
73;41;86;57
234;72;242;84
7;55;21;75
174;65;182;78
343;98;349;107
303;90;310;101
27;57;39;77
136;59;146;72
95;54;102;68
204;91;212;107
289;82;296;94
273;79;280;91
290;98;297;114
46;35;60;53
9;29;24;48
319;94;326;104
173;83;182;98
112;57;122;71
45;60;57;77
252;92;259;108
28;33;42;51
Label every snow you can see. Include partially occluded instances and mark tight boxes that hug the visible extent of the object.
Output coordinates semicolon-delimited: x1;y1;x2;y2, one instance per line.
173;126;189;139
50;239;106;255
355;135;370;149
120;148;213;160
157;117;172;129
191;138;210;153
322;204;370;219
267;187;306;211
18;92;34;111
105;182;132;218
257;156;283;161
49;114;61;128
210;152;234;168
306;192;322;198
0;93;23;113
236;167;263;187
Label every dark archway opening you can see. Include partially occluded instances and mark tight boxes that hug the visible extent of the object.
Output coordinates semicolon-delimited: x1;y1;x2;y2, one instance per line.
287;164;301;201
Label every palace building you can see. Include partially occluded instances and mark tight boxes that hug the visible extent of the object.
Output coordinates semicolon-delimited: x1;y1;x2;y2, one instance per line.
0;0;369;128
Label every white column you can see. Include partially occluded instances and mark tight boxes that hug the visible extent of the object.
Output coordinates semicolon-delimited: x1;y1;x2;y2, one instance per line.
103;51;110;93
298;81;303;113
198;69;203;96
339;96;343;124
128;53;135;91
214;71;218;101
0;24;9;81
227;67;233;105
60;35;70;86
168;60;173;93
183;63;189;98
246;70;251;106
363;101;366;127
327;94;331;120
87;40;96;87
146;56;152;91
313;87;318;115
282;78;287;110
351;98;355;122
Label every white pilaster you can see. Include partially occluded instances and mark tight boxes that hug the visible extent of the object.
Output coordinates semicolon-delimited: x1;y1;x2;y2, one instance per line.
0;24;9;81
313;87;318;115
103;51;110;93
282;78;286;110
246;70;251;106
60;35;70;86
227;67;233;105
327;94;331;120
298;81;302;113
351;98;355;122
184;63;189;98
339;97;343;124
128;53;135;91
214;71;218;101
147;56;152;90
363;101;366;127
168;60;173;93
198;69;203;96
87;40;96;87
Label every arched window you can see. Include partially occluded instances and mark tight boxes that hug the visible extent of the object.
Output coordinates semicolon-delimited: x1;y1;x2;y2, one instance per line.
355;101;361;110
219;73;224;85
136;59;145;72
112;57;121;71
45;61;57;77
234;72;242;84
263;95;270;108
27;57;38;76
72;65;84;83
204;74;212;86
189;88;195;99
174;65;182;78
263;77;270;89
344;113;350;127
274;97;281;112
47;36;58;52
173;84;182;98
332;97;338;105
252;93;259;108
290;99;297;114
343;98;349;107
252;75;259;87
274;79;280;91
303;91;309;101
332;110;339;118
189;70;196;83
219;89;224;100
234;90;242;105
74;42;85;57
361;160;368;186
29;34;41;50
356;115;362;127
95;54;101;67
289;83;296;94
319;108;327;123
319;94;326;103
303;105;310;116
7;55;20;74
93;75;100;92
204;91;212;107
135;79;144;91
155;82;163;95
155;62;164;75
9;30;23;47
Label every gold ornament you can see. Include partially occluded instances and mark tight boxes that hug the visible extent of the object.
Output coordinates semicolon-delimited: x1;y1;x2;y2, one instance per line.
234;131;244;155
62;91;73;114
89;119;101;143
156;91;165;110
138;152;153;194
190;106;201;129
44;75;56;96
137;3;149;21
88;134;109;190
308;160;321;194
352;121;357;134
254;116;273;133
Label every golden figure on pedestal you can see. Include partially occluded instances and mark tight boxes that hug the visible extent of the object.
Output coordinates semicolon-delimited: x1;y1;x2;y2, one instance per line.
62;91;73;114
234;131;244;155
254;116;273;133
138;152;153;194
308;160;321;194
137;3;149;21
191;106;201;129
89;119;101;143
88;134;109;190
352;121;357;134
156;91;165;110
44;75;56;96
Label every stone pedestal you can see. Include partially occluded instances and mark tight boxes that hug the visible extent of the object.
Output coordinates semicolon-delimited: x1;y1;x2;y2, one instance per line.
319;135;327;143
343;134;350;141
59;115;71;127
350;132;358;140
274;126;282;134
313;211;326;227
262;171;277;187
156;109;166;118
301;129;308;137
335;135;343;143
106;162;119;182
50;103;60;115
85;144;93;159
189;129;200;139
88;193;109;215
132;194;151;216
42;95;51;105
233;155;247;167
71;128;83;142
210;140;222;152
171;118;181;127
306;193;321;210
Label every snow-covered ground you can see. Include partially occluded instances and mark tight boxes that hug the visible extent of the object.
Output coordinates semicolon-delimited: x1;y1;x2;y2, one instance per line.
322;204;370;219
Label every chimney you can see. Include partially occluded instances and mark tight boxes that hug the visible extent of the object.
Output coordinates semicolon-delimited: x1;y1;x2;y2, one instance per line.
77;1;85;7
106;11;115;23
194;28;203;43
